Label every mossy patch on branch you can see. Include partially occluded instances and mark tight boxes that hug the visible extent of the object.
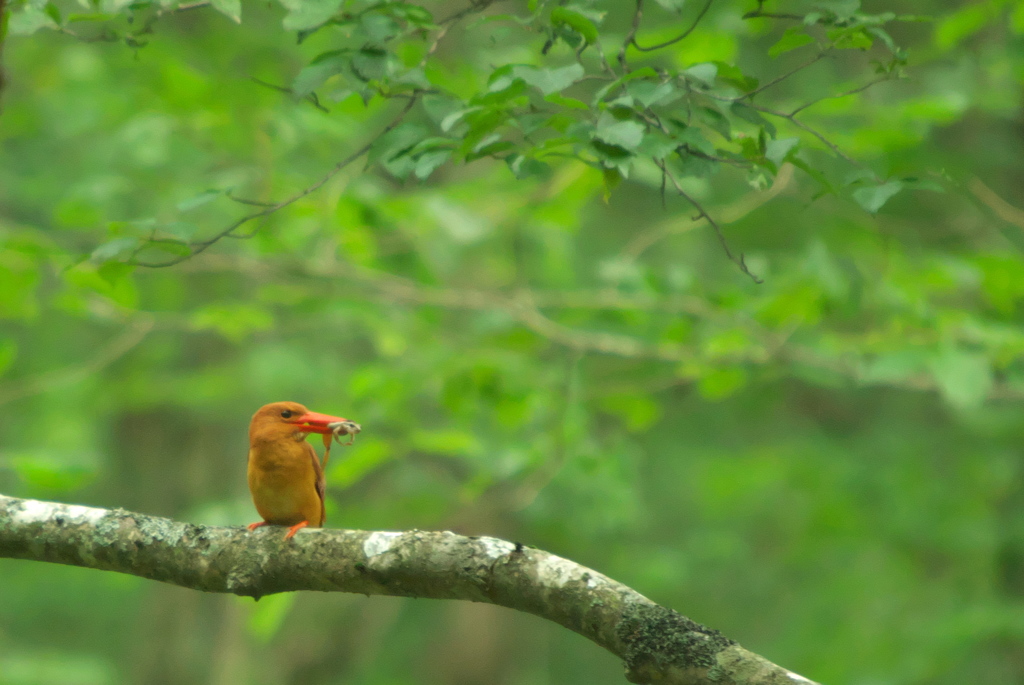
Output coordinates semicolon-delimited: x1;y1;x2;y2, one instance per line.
617;603;735;683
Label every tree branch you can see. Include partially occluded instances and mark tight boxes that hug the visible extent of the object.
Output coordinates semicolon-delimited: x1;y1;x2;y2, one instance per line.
620;0;715;70
788;76;892;116
131;96;420;268
0;494;817;685
250;76;330;113
622;162;794;260
655;159;763;283
730;101;878;178
631;0;715;53
741;1;803;21
729;50;830;102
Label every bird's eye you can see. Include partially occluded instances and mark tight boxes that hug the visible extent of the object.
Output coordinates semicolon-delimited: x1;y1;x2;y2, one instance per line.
280;410;294;419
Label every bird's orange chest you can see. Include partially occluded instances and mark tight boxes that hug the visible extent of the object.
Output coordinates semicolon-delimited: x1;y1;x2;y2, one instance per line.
247;440;320;526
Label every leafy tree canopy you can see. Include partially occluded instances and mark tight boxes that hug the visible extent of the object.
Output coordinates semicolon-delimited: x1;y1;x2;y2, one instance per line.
2;0;1024;683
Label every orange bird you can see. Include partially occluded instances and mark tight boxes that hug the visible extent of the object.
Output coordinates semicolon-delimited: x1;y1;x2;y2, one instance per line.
247;401;359;539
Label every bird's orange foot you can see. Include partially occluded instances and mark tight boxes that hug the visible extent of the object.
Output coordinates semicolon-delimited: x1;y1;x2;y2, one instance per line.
247;521;270;531
284;521;309;540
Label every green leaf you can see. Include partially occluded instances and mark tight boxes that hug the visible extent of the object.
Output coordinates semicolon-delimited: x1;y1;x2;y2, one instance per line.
730;103;776;138
591;66;658;105
351;47;388;82
769;27;814;57
713;62;759;91
626;80;679;108
867;26;897;53
513;64;584;96
395;67;430;89
828;27;873;50
929;348;992;410
766;137;799;166
852;179;903;213
8;5;58;35
90;237;140;263
423;94;464;126
673;150;717;179
414;150;452;179
550;7;598;45
176;189;223;212
683;63;718;87
696;106;731;139
440;106;479;132
817;0;860;21
468;134;514;159
545;93;589;110
675;125;715;156
507;154;551;179
211;0;241;23
280;0;344;31
359;12;401;43
160;222;201;241
478;71;528;104
292;50;350;98
369;123;431;178
636;130;677;159
601;167;623;199
593;114;645;152
43;2;61;24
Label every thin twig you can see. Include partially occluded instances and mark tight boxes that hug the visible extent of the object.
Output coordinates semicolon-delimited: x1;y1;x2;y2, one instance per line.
730;50;830;101
737;101;872;174
250;76;329;113
631;0;714;52
132;96;420;268
225;192;276;207
438;0;501;25
742;10;804;20
624;163;794;259
789;76;892;116
618;0;644;70
57;26;120;42
655;159;763;283
419;21;452;68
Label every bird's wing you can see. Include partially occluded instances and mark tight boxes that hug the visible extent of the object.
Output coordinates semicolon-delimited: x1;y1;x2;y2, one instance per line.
304;440;327;526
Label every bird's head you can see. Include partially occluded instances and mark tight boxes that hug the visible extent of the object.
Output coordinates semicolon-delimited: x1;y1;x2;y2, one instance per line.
249;401;357;443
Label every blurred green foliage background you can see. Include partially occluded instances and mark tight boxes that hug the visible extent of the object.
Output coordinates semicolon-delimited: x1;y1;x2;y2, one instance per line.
3;0;1024;683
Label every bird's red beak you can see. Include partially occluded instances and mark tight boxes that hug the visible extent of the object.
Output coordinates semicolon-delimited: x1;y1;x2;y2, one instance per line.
289;411;352;434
